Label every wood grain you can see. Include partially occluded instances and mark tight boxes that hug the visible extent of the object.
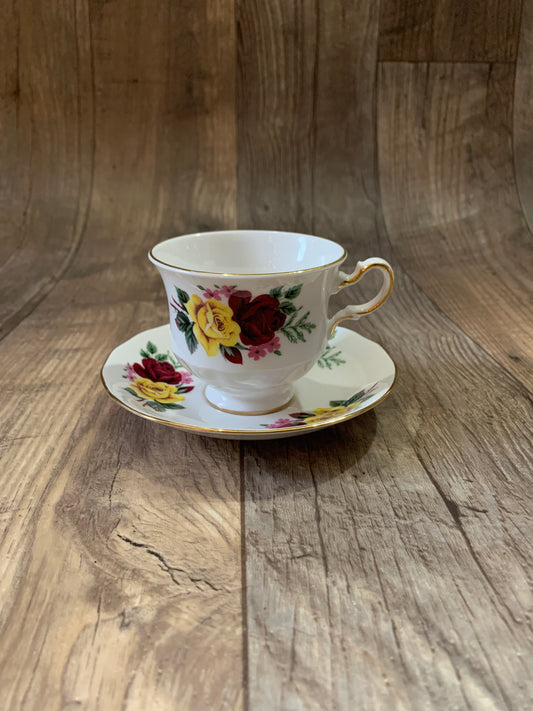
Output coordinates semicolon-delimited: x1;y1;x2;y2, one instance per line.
236;0;316;232
0;1;241;709
378;0;523;61
514;0;533;231
244;282;533;708
2;0;533;709
0;0;94;340
236;0;381;253
378;62;533;390
237;2;532;710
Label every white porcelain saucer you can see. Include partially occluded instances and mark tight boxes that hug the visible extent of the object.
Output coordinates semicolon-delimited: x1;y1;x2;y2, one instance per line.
101;325;396;439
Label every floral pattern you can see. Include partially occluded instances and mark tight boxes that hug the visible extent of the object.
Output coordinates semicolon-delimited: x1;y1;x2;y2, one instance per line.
170;283;316;364
113;335;386;431
123;341;194;412
185;294;241;356
317;343;346;370
262;382;380;429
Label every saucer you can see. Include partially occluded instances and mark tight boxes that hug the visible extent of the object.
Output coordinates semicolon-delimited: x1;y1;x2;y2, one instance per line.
100;325;396;439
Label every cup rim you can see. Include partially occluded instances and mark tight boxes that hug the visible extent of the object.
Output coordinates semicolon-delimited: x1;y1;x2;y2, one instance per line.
148;229;347;276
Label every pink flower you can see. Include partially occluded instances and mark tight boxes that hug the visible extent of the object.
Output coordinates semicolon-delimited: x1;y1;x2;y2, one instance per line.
248;345;267;360
202;288;222;301
266;418;295;429
125;363;137;382
264;336;281;353
179;370;194;384
219;285;236;297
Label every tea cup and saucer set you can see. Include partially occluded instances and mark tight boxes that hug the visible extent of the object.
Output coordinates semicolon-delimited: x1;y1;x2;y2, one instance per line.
101;230;396;439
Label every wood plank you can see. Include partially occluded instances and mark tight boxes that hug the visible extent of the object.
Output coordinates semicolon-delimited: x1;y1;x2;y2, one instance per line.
236;0;317;233
0;1;241;709
310;0;380;252
243;273;533;710
378;62;533;390
514;0;533;232
378;0;523;62
0;0;94;340
2;1;533;708
237;2;532;708
236;0;380;249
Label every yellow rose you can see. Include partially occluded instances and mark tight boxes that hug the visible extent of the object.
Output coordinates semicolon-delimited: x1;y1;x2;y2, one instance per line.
130;378;185;404
304;406;349;424
186;294;241;356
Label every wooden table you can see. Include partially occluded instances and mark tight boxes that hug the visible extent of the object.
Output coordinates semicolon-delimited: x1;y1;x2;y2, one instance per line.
1;1;532;709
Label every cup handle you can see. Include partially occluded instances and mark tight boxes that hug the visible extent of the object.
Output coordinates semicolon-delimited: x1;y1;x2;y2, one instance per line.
327;258;394;338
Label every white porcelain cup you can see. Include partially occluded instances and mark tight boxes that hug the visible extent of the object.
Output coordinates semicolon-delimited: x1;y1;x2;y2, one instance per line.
149;230;393;414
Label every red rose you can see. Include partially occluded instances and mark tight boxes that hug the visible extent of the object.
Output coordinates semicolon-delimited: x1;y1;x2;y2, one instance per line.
133;358;182;384
229;291;286;346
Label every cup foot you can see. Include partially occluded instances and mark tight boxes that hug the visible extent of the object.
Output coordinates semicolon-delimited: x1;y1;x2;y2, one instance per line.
204;384;294;416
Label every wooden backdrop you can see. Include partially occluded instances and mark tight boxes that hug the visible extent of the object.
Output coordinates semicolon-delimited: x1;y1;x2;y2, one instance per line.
1;1;532;709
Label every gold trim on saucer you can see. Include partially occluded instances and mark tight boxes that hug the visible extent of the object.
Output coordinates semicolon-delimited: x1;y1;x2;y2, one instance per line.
99;360;397;437
203;391;294;416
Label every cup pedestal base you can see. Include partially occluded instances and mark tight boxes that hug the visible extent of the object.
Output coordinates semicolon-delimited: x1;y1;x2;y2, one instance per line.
204;384;294;416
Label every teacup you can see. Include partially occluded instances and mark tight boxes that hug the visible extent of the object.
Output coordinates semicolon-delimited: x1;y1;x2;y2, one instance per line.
149;230;393;414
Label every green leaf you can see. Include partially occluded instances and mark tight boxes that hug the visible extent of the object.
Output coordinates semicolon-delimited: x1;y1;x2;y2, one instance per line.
146;341;157;354
147;401;166;412
184;322;198;354
177;310;190;332
274;350;282;356
124;387;141;399
269;286;283;299
140;349;150;359
317;345;346;370
176;309;197;353
280;300;298;315
166;352;179;366
162;402;185;410
155;353;168;361
344;390;365;406
176;287;190;308
295;311;316;333
284;284;303;300
197;285;206;291
328;388;371;409
280;327;298;344
280;308;316;344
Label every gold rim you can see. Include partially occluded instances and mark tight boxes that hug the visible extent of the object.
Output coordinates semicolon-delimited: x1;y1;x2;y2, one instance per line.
99;360;397;437
203;391;294;416
330;262;394;337
148;231;347;277
337;261;394;300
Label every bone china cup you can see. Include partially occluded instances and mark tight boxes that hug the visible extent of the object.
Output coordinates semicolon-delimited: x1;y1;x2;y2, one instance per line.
149;230;393;415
